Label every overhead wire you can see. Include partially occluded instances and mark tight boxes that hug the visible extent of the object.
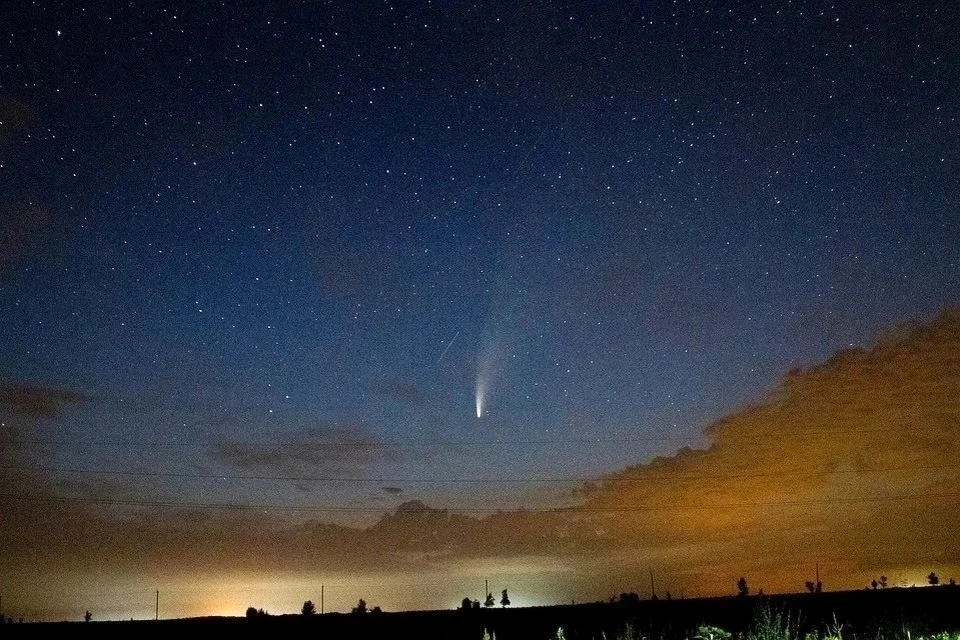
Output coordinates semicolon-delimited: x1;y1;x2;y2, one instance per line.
2;461;960;484
3;489;960;514
3;424;945;449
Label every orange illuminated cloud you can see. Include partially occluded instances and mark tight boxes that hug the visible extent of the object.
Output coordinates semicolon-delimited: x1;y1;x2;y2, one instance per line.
2;308;960;616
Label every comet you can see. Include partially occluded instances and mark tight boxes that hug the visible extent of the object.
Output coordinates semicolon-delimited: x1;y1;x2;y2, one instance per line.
475;373;488;418
475;335;500;418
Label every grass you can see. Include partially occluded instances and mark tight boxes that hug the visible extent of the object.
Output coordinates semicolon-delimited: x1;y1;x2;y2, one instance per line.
545;607;960;640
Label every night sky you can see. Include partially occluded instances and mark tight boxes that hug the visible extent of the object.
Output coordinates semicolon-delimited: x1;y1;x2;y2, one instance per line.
1;0;959;621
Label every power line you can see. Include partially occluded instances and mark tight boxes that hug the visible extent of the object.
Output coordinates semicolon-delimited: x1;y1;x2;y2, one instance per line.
3;425;942;449
2;462;959;484
11;437;696;448
2;489;959;514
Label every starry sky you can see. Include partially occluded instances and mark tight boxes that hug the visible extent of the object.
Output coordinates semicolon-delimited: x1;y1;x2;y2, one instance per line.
1;0;959;621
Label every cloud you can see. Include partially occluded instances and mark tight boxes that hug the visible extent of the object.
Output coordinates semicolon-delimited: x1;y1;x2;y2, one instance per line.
0;100;67;272
210;423;400;474
376;379;427;406
0;97;31;142
573;306;960;590
301;204;400;298
0;382;88;421
4;308;960;616
0;204;53;267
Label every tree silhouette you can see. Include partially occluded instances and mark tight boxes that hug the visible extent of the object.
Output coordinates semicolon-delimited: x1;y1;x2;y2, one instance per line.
500;589;511;607
352;599;367;615
473;600;481;609
879;576;888;589
246;607;258;618
371;606;382;614
736;577;749;597
84;611;92;623
484;592;496;607
950;578;957;587
302;600;316;615
928;572;940;586
805;581;816;593
871;579;878;590
461;597;473;610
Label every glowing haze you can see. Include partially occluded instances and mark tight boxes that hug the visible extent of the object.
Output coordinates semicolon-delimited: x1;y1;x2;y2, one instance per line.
4;309;960;620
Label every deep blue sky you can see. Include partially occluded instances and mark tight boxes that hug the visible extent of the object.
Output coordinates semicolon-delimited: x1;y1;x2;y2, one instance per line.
1;1;958;513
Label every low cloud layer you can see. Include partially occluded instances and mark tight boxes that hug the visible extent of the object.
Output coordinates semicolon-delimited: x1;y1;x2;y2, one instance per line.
0;382;88;421
575;307;960;591
0;204;52;266
376;379;428;406
0;96;31;142
2;309;959;617
211;423;399;475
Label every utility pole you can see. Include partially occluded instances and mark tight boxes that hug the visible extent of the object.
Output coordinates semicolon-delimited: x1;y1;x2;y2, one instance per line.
156;590;159;621
321;584;324;615
650;570;656;600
